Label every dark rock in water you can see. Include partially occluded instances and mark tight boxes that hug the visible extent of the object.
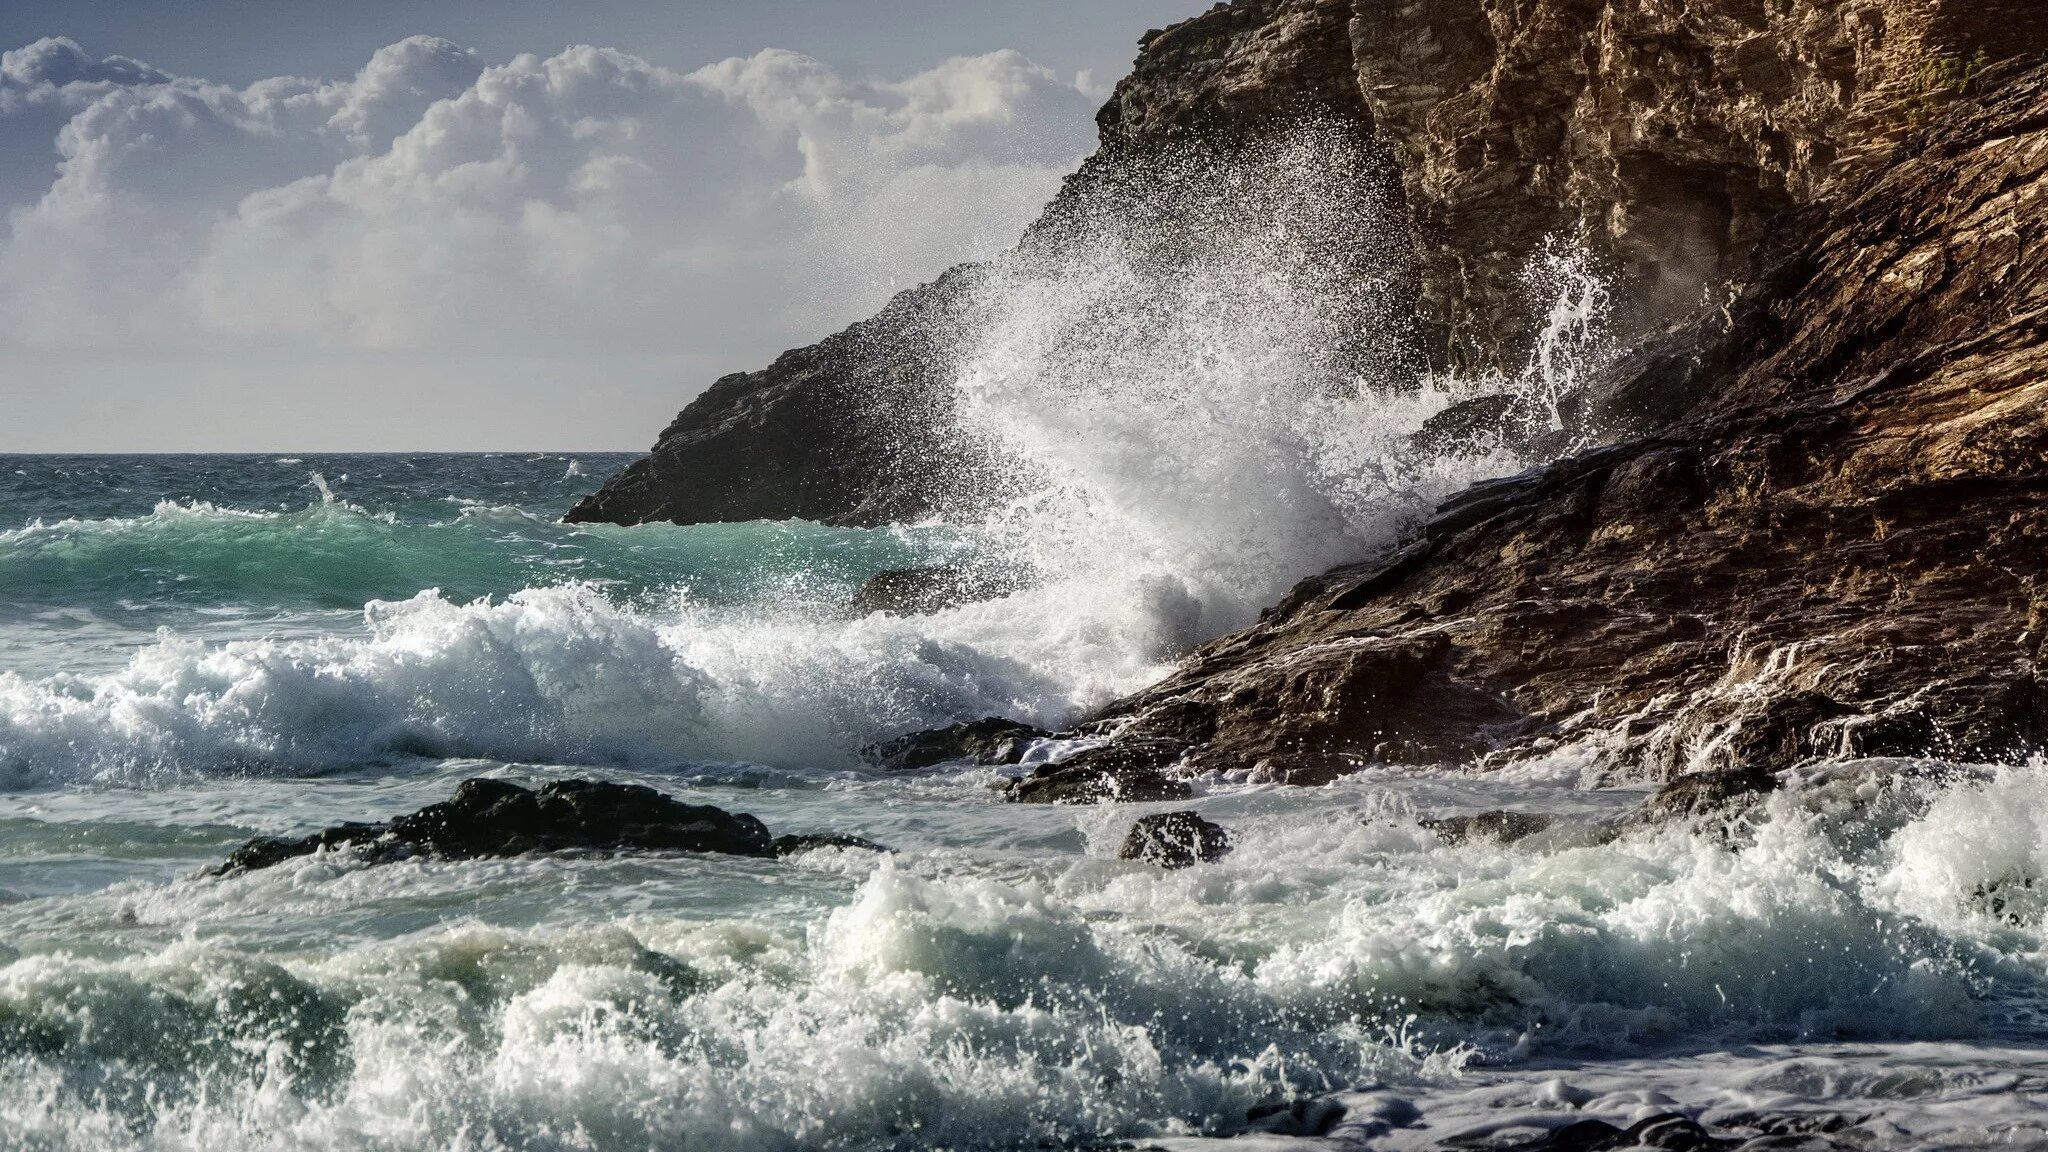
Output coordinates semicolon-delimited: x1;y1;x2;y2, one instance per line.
848;565;1027;616
770;833;890;857
1502;1114;1725;1151
1070;65;2048;805
1119;811;1232;868
1006;741;1194;804
211;779;881;874
1409;394;1518;456
1628;765;1783;829
1422;810;1553;846
863;717;1051;771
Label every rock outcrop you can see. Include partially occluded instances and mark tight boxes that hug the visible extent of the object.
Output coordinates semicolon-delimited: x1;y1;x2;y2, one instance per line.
572;0;2048;529
1028;62;2048;799
211;778;879;874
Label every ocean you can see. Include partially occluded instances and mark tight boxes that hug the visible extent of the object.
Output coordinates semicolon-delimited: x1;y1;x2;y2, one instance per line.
1;451;2045;1150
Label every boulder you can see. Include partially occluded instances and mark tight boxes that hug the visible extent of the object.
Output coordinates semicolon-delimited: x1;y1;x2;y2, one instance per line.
211;778;879;874
847;565;1028;616
1421;810;1554;846
1005;741;1195;804
1118;811;1233;868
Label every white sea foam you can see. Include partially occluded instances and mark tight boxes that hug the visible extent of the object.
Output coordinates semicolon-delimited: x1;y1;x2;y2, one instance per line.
0;132;1597;786
4;768;2046;1149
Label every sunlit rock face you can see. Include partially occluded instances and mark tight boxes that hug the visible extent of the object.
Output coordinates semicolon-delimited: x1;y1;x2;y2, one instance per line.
572;0;2048;531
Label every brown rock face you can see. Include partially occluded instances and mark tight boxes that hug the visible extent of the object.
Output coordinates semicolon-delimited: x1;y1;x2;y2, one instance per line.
1056;65;2048;794
571;0;2048;530
1359;0;2048;366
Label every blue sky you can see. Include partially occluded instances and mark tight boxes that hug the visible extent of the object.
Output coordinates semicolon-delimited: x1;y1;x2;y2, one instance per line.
0;1;1206;450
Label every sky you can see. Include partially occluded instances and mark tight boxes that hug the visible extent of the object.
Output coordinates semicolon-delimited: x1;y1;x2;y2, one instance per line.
0;1;1208;451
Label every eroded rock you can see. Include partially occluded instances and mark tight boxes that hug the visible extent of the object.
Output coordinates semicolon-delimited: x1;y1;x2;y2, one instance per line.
1422;810;1554;846
847;565;1027;616
1006;741;1194;804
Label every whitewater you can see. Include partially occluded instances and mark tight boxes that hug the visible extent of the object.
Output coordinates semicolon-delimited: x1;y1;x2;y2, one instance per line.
7;145;2048;1149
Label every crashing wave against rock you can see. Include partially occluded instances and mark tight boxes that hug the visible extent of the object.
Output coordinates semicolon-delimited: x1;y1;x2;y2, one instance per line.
572;0;2048;815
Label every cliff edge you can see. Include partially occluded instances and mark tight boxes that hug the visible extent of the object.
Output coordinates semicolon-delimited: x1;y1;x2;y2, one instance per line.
1013;58;2048;802
572;0;2047;529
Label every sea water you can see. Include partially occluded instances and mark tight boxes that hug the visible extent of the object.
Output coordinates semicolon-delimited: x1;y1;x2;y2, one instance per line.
7;139;2048;1149
5;454;2047;1150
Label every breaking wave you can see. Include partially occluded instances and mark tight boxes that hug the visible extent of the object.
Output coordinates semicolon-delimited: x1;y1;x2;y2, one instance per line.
0;131;1598;787
6;765;2048;1149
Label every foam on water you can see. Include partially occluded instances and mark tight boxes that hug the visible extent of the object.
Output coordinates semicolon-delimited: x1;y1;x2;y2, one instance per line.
11;131;2043;1151
0;132;1577;787
5;766;2048;1149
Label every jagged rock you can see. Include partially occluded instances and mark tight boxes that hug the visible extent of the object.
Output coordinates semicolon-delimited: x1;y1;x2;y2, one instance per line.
1118;811;1234;868
1408;393;1519;456
1422;810;1554;846
210;779;878;874
1072;64;2048;800
847;565;1027;616
1005;741;1194;804
862;717;1051;771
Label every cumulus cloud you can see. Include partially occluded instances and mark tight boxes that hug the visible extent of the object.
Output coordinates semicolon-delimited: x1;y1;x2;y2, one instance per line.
0;35;1095;422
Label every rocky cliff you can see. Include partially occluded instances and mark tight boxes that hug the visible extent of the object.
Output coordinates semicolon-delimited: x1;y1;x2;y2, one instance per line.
1009;57;2048;803
573;0;2048;528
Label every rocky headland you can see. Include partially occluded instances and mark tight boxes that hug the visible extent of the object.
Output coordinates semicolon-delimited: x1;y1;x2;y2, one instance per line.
574;0;2048;810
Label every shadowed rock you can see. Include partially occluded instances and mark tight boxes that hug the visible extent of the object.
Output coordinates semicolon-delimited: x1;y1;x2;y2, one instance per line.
1005;741;1194;804
212;779;881;874
1119;811;1233;868
863;717;1052;771
1422;810;1554;846
847;565;1029;616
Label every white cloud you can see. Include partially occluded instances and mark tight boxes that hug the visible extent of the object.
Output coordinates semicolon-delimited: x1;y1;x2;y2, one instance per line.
0;35;1096;442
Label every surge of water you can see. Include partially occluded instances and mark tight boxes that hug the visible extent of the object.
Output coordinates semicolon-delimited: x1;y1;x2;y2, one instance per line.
5;765;2048;1149
0;132;1604;788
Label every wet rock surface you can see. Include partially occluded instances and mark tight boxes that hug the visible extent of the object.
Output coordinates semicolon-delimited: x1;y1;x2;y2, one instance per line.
847;564;1028;617
212;779;875;874
1058;65;2048;803
1117;811;1233;868
863;717;1051;772
1005;741;1194;805
1422;809;1554;847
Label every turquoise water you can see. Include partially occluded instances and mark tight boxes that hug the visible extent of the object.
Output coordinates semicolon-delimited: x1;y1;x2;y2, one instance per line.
3;456;2047;1151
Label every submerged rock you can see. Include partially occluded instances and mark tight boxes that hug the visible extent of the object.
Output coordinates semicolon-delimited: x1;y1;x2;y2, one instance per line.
1118;811;1233;868
847;565;1027;616
212;779;879;874
1422;810;1554;846
862;717;1051;771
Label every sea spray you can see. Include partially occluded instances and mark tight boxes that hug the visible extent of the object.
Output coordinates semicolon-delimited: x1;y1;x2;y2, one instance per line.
0;139;1609;785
